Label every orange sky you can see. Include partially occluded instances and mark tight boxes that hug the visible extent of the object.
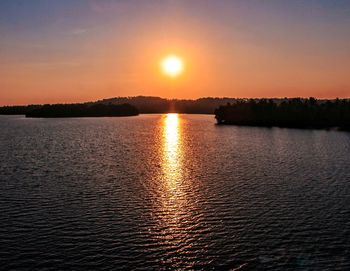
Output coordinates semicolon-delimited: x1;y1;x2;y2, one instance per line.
1;0;349;105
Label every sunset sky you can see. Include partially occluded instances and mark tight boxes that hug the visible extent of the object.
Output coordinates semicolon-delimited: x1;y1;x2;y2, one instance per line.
1;0;350;105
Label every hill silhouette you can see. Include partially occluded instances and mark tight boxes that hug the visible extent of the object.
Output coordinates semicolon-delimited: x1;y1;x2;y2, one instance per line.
96;96;242;114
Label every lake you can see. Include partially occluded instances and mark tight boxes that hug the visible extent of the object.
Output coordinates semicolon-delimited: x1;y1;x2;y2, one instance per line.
0;114;349;270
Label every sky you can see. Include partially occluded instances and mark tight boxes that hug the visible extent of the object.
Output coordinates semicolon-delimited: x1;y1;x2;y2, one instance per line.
1;0;350;105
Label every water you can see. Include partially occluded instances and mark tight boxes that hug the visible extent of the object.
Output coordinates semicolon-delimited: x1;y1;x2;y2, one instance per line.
0;114;350;270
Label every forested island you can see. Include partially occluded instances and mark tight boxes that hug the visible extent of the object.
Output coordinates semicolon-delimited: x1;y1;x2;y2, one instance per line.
215;98;350;130
25;103;139;118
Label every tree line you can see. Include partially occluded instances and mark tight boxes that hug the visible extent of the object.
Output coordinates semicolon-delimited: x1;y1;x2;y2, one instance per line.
25;103;139;118
0;96;242;115
1;96;350;128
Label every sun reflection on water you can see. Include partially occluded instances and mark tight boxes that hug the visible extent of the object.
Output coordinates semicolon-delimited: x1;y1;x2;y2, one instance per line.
150;114;203;267
161;113;186;225
163;113;182;190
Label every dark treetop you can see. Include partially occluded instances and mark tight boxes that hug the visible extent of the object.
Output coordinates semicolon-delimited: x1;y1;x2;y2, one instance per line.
215;98;350;130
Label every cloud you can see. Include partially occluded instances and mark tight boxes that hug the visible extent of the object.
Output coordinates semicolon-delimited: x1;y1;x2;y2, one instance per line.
22;61;81;68
71;28;88;35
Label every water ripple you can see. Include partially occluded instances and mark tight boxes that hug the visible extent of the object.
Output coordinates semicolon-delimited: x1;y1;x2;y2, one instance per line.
0;115;350;270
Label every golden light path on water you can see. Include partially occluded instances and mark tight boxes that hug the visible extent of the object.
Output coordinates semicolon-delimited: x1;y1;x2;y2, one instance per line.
161;113;185;218
156;114;191;261
150;113;204;268
163;113;182;188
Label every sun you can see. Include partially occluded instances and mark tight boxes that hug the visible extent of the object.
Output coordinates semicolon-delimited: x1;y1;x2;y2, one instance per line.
161;55;184;77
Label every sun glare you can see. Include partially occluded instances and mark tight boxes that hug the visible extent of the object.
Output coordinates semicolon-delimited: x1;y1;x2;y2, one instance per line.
161;55;184;78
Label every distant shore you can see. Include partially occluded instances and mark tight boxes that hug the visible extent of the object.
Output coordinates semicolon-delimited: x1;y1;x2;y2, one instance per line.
1;97;350;131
